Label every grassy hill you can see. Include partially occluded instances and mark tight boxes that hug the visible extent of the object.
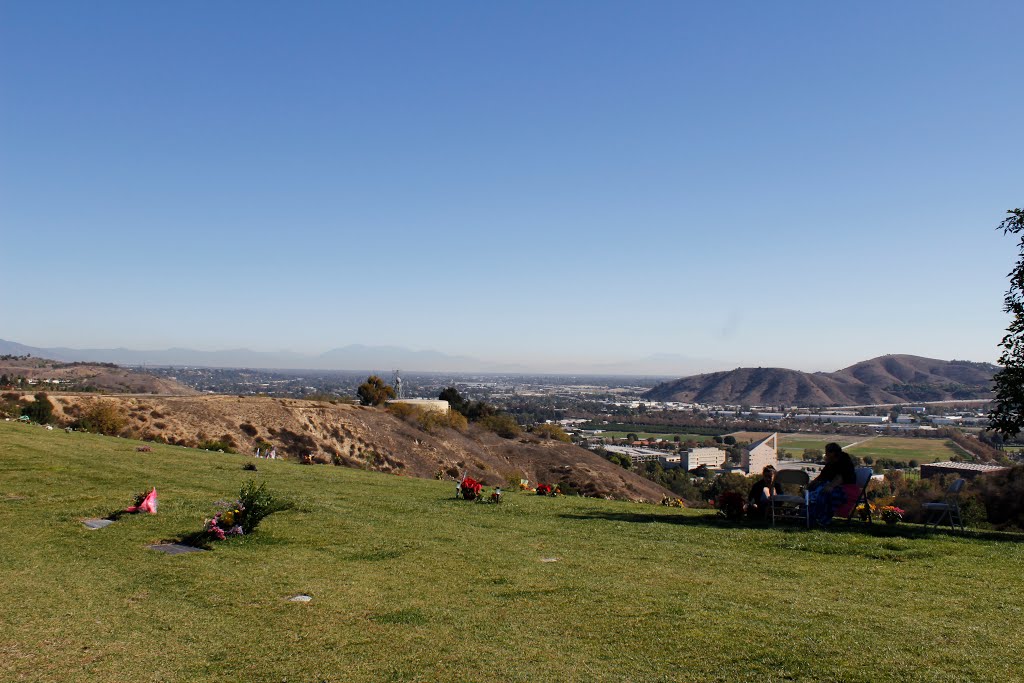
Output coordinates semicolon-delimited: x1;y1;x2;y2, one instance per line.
37;394;671;502
2;421;1023;682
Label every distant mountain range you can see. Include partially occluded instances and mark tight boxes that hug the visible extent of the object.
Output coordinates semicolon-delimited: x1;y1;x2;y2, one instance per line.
643;355;998;407
0;339;718;376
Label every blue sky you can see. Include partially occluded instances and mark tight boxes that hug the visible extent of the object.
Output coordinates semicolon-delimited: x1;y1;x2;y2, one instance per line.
1;1;1021;373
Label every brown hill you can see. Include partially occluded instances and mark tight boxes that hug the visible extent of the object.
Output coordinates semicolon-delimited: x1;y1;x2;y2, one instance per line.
644;355;996;406
46;394;671;503
0;357;197;395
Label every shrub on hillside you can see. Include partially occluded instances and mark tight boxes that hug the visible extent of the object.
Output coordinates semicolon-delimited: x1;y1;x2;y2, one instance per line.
21;392;54;424
387;402;468;434
0;393;21;419
198;437;237;453
479;414;521;439
78;401;127;436
357;375;395;406
530;423;571;442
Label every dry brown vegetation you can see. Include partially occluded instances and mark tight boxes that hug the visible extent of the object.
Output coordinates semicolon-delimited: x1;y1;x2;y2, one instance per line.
47;394;671;502
0;358;196;395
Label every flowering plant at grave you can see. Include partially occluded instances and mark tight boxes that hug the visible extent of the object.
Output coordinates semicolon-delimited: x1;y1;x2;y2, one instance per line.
661;496;685;508
536;483;552;496
880;505;905;524
125;488;158;514
715;491;745;521
460;476;483;500
202;480;292;543
855;502;877;521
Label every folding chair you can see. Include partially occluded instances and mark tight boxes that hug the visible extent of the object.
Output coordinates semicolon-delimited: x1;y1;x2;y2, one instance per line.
923;478;966;532
845;467;875;524
770;469;810;528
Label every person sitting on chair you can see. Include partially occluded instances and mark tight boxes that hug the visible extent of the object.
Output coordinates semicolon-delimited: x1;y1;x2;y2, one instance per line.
747;465;783;519
807;442;859;526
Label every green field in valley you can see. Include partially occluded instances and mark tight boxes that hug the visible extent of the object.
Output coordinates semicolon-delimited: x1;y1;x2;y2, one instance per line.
776;434;959;464
846;437;961;464
2;421;1023;682
590;431;711;442
778;434;862;453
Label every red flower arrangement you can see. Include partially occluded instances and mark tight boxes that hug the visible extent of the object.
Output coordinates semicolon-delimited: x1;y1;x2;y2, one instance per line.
716;491;745;521
536;483;552;496
460;476;483;501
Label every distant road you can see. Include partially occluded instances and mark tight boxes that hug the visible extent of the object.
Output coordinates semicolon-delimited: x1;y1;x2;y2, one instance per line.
827;399;990;410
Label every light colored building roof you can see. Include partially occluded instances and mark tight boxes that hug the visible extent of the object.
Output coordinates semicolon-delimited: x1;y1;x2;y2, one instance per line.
921;461;1009;473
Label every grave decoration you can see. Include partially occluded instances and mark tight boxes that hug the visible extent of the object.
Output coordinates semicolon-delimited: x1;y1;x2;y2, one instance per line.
536;483;552;496
715;491;745;521
459;476;483;501
201;480;293;543
489;487;503;504
125;488;158;514
880;505;905;525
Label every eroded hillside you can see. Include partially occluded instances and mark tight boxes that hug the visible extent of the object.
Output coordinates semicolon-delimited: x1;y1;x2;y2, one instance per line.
47;394;671;502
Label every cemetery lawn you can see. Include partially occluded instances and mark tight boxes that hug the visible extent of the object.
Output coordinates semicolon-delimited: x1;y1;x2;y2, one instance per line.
2;422;1023;683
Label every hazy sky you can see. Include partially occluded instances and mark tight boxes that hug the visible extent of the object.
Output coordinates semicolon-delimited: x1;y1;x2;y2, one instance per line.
2;1;1021;373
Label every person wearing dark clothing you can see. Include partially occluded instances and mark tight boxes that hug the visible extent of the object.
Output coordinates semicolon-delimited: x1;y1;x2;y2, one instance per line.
747;465;783;519
808;443;860;525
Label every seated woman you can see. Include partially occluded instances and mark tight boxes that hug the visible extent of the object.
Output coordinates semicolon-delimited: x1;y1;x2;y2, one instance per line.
807;442;860;526
746;465;783;519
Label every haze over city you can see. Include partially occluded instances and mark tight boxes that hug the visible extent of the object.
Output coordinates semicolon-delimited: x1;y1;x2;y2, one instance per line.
2;1;1021;373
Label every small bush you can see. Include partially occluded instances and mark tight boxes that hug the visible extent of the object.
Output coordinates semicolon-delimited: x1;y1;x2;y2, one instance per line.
530;423;571;442
22;392;54;424
239;423;258;437
480;414;521;439
79;401;127;436
198;439;237;453
388;403;468;434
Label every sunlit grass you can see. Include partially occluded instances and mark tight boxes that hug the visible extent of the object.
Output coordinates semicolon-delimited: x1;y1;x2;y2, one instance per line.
1;421;1022;682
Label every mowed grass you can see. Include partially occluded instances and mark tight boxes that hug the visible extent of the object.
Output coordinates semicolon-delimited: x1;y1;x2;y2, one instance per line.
778;434;862;452
593;431;710;442
846;437;960;464
2;422;1024;683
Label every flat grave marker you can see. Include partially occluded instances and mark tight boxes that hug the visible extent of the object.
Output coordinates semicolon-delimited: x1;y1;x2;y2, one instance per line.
147;543;206;555
82;518;115;530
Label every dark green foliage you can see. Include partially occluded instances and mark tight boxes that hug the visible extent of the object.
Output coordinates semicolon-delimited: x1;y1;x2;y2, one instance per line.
237;480;293;534
603;452;633;470
438;387;468;414
197;438;237;453
990;208;1024;436
357;375;395;406
479;414;521;439
723;435;736;445
21;392;53;424
463;400;498;421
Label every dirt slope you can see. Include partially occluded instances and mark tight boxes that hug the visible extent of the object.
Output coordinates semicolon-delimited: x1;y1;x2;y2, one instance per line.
0;358;196;395
48;395;672;503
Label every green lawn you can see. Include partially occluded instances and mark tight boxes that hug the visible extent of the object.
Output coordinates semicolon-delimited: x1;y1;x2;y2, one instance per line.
2;421;1023;682
590;431;710;442
846;437;960;464
779;434;862;452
